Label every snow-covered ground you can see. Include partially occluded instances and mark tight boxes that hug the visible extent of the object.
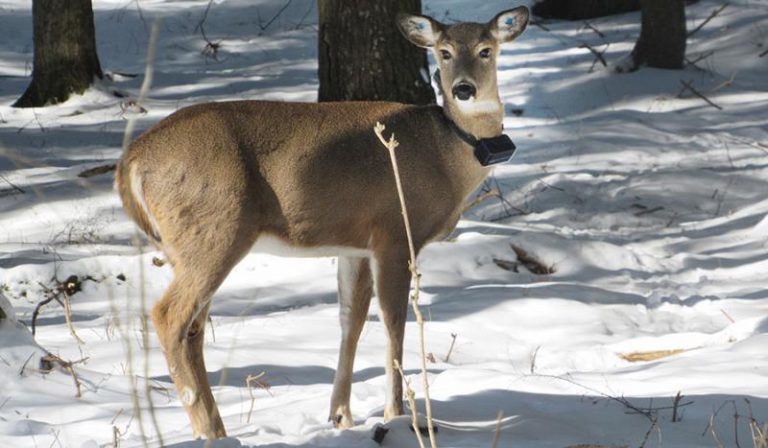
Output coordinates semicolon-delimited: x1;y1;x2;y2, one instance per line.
1;0;768;447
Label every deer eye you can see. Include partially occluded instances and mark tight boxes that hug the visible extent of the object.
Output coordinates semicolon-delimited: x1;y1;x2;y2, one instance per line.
479;48;492;58
440;49;452;60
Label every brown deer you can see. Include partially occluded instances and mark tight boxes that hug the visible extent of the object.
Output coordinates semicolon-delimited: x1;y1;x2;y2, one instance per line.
115;6;529;439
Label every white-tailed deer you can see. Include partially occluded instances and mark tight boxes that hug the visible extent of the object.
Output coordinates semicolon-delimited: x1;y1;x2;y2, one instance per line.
116;6;528;439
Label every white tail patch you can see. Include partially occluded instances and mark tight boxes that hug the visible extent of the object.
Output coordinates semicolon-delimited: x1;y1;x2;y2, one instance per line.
130;166;162;241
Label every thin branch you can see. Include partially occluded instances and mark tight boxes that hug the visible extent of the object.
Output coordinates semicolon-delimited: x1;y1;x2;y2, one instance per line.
709;72;736;94
34;277;85;345
246;372;271;423
634;205;664;217
195;0;222;60
61;291;85;345
40;353;87;398
579;43;608;69
31;295;58;336
688;3;729;38
679;80;723;110
491;410;503;448
530;20;550;32
685;50;715;72
672;391;684;423
443;333;457;363
582;21;605;38
0;173;25;194
374;123;438;448
531;373;655;421
638;416;659;448
394;360;426;448
293;0;315;30
77;164;116;178
256;0;293;31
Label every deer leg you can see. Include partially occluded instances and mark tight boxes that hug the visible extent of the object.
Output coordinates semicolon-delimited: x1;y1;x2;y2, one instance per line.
371;253;411;421
151;274;226;439
329;256;373;428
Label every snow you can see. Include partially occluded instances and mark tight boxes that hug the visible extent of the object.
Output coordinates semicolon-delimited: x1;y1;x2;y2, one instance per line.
1;0;768;447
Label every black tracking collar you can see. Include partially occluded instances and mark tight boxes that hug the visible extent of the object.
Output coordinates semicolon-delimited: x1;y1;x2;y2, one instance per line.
444;115;517;167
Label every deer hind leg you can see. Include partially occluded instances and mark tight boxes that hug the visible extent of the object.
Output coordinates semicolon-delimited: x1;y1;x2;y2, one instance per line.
151;226;255;439
329;256;373;428
151;272;227;439
371;252;412;421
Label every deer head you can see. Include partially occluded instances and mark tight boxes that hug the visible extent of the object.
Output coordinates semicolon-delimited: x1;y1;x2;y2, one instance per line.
397;7;529;138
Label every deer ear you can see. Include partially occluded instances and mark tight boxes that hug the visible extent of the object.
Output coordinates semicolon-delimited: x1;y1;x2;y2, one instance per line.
490;6;529;43
396;13;443;48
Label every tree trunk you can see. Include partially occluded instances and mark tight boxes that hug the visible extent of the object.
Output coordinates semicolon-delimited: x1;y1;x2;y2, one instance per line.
628;0;686;70
318;0;435;104
14;0;103;108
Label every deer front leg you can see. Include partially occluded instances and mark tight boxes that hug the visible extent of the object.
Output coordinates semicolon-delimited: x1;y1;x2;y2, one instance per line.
151;279;226;439
329;256;373;428
371;253;412;421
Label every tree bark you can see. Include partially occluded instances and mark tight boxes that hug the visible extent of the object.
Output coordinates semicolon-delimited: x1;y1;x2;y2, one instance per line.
14;0;103;108
318;0;435;104
629;0;686;70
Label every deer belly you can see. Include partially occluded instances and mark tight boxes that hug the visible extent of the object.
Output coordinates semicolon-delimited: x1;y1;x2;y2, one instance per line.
251;234;371;258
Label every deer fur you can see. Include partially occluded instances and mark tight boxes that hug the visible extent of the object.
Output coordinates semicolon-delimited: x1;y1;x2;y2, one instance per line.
115;6;529;439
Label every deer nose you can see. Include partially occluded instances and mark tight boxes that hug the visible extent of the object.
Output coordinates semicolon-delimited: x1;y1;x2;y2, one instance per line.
452;83;476;101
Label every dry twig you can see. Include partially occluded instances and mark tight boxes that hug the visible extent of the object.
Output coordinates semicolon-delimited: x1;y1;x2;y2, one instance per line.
32;275;86;344
443;333;457;363
195;0;222;60
491;410;503;448
374;122;438;448
257;0;293;31
578;43;608;71
39;353;88;398
679;80;723;110
685;50;715;72
672;391;684;423
78;164;116;178
245;372;272;423
511;244;555;275
0;173;25;195
394;360;426;448
638;416;658;448
688;3;729;38
582;21;605;38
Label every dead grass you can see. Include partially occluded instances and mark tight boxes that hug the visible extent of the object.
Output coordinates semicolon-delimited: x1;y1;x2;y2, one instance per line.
619;349;687;362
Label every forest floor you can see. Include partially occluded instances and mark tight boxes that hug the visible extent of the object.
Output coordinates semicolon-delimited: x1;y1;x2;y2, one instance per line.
1;0;768;447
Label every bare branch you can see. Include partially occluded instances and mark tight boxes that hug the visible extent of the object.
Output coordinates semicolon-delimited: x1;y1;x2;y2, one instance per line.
443;333;457;363
582;21;605;38
679;80;723;110
688;3;729;38
491;410;503;448
374;122;437;448
579;43;608;70
256;0;293;31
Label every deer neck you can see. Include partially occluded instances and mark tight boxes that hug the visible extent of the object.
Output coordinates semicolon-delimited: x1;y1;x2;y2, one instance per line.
443;95;504;140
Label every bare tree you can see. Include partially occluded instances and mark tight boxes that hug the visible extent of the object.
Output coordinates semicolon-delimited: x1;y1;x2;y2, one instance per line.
318;0;435;104
14;0;103;108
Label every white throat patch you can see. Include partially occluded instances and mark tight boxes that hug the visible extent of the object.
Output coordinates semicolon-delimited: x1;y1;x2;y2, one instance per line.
454;99;502;115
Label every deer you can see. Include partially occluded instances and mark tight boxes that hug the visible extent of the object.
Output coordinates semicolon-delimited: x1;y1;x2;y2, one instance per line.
115;5;529;439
